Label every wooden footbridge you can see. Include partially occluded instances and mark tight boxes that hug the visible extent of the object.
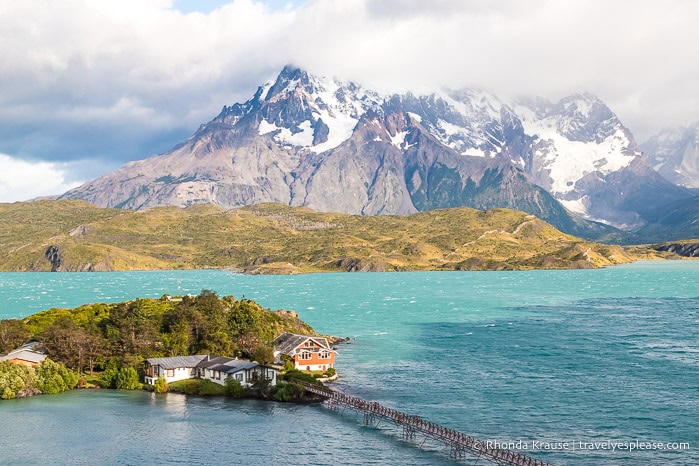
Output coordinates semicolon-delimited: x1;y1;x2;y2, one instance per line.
300;382;554;466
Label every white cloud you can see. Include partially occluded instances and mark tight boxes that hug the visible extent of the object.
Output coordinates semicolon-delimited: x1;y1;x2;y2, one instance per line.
0;154;83;202
0;0;698;196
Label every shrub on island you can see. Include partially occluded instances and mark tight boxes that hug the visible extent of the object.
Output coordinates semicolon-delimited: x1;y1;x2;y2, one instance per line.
224;378;244;398
154;376;168;393
99;359;142;390
169;379;226;396
0;359;78;399
33;359;80;394
271;381;306;402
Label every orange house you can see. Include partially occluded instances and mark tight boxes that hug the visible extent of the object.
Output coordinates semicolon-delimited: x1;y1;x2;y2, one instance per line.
274;333;336;372
0;346;47;368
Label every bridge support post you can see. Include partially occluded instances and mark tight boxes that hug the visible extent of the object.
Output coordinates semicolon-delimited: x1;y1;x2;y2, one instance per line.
364;411;376;426
325;398;338;411
402;425;416;441
450;443;466;459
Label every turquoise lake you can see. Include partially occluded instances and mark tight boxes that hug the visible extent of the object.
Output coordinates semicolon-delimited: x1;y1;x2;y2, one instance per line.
0;261;697;465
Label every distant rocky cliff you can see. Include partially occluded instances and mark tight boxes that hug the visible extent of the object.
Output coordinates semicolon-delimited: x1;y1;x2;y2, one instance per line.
655;243;699;257
642;123;699;189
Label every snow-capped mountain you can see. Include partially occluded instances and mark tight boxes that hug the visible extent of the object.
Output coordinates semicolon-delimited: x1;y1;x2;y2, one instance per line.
642;123;699;189
60;65;693;238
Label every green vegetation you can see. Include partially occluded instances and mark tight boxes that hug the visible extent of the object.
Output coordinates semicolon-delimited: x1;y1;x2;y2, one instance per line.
169;378;226;396
281;369;323;386
0;320;30;353
271;381;306;402
224;378;244;398
114;367;141;390
0;200;660;272
154;376;168;394
0;359;79;399
270;369;327;402
2;290;316;384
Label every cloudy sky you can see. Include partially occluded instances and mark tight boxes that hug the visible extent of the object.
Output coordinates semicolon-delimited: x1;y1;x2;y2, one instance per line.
1;0;698;202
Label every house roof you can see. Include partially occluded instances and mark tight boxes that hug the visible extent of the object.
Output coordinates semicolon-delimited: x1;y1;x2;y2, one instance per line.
0;349;47;364
222;360;259;374
15;341;45;352
145;355;208;369
196;356;235;370
198;357;262;374
274;333;331;356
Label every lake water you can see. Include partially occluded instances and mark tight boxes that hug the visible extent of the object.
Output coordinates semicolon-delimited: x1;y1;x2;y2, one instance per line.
0;261;697;465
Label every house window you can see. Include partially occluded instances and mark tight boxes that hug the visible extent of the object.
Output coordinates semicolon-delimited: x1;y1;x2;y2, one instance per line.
299;351;312;360
235;373;244;381
304;340;313;347
167;369;174;377
319;350;330;359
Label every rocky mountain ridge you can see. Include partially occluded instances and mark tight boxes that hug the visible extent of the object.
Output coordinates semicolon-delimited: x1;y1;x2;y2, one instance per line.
642;122;699;189
59;65;694;240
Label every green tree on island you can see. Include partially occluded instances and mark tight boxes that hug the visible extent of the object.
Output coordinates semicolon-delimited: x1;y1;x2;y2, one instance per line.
0;359;78;399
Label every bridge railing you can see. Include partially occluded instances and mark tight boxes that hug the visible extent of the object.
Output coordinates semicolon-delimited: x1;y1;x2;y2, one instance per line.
299;382;554;466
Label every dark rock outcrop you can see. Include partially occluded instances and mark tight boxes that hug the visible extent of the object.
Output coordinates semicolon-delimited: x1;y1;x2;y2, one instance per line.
44;245;62;271
336;257;387;272
655;243;699;257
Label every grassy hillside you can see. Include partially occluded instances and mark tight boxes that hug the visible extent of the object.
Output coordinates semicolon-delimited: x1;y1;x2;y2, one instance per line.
0;200;649;272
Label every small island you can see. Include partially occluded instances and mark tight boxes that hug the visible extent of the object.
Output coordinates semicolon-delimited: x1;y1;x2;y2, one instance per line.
0;291;340;401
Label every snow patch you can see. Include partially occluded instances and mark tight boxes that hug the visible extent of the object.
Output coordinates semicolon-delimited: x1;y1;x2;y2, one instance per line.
259;119;314;147
310;112;358;153
565;97;592;119
407;112;422;123
258;119;277;135
439;119;464;137
462;148;486;157
257;80;274;102
278;120;314;146
522;118;636;193
560;197;588;216
390;131;407;148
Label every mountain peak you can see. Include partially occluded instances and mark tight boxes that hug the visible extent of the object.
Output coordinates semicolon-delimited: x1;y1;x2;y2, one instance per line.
267;64;310;96
279;63;304;77
642;123;699;188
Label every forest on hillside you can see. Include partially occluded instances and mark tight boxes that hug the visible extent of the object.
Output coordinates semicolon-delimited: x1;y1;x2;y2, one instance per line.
0;290;316;376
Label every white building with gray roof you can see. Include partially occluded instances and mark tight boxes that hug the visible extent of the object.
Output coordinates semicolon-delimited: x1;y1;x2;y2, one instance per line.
144;355;277;387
